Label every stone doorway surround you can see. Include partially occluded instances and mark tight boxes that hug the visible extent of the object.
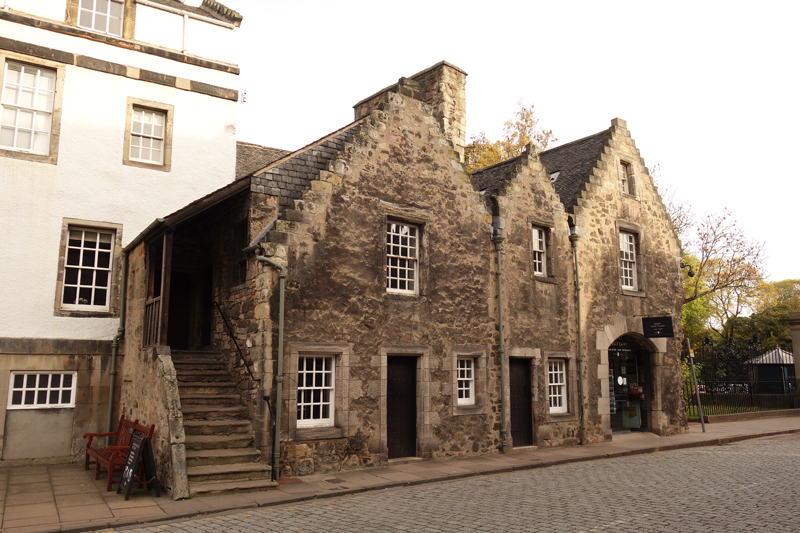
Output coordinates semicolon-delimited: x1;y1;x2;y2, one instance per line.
379;345;432;462
596;314;669;438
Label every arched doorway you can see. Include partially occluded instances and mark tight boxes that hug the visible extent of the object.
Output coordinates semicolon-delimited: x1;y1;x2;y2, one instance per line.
608;335;653;433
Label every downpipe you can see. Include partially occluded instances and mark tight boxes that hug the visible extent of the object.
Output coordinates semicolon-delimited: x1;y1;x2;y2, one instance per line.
245;244;286;481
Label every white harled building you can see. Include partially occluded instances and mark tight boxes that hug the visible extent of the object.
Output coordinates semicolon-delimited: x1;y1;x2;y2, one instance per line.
0;0;242;461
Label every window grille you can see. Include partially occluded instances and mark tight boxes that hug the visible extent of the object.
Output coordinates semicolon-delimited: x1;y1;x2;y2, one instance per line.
130;108;165;165
297;356;334;427
532;227;547;276
619;232;637;290
8;372;76;409
62;228;114;310
386;222;418;294
78;0;124;36
457;358;475;405
548;360;567;413
0;62;56;154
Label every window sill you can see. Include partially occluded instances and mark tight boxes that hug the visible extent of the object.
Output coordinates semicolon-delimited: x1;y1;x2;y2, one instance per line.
385;292;421;301
621;289;646;298
546;412;579;423
122;158;171;173
621;192;639;201
295;426;345;441
0;147;57;165
534;276;557;285
54;309;116;318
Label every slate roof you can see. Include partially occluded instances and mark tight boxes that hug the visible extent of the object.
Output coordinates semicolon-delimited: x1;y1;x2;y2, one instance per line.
468;129;610;213
538;130;610;211
148;0;242;25
236;142;291;180
746;348;795;365
250;120;364;212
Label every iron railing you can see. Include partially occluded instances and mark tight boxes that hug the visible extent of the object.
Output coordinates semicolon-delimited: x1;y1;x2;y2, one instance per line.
213;301;260;382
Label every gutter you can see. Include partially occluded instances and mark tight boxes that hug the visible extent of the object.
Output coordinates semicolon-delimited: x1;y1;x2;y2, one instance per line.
491;217;508;454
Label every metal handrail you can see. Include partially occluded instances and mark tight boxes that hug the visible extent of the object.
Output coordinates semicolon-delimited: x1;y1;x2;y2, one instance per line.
213;301;260;382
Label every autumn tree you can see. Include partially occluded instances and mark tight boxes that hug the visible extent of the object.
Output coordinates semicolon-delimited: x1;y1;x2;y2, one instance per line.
464;101;556;172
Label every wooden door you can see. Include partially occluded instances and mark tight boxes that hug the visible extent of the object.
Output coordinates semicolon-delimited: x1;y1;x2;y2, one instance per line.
387;356;417;459
510;358;533;447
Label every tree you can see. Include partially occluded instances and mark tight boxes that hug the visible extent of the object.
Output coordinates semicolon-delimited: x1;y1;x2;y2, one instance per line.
464;101;556;172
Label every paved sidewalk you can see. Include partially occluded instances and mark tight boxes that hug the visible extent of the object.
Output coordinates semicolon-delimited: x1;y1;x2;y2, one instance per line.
1;416;799;533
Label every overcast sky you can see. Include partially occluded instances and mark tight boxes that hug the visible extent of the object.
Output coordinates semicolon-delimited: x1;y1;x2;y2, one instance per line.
221;0;798;282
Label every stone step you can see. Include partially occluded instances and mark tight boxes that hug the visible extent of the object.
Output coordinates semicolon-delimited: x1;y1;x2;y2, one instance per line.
178;382;238;395
177;371;234;383
183;419;252;435
186;462;271;483
189;478;277;495
182;405;247;420
185;434;254;451
180;394;242;406
173;359;227;367
186;447;261;467
171;351;226;361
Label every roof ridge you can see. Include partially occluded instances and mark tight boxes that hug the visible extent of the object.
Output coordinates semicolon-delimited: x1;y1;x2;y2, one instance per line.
539;129;609;158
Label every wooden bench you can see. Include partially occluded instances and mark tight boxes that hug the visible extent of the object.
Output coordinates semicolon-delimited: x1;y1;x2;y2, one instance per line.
83;415;155;491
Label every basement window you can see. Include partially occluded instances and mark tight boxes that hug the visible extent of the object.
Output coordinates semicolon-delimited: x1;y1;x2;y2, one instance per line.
7;372;77;409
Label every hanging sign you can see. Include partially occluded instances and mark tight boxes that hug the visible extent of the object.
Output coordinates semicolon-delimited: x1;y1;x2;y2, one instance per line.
642;316;674;338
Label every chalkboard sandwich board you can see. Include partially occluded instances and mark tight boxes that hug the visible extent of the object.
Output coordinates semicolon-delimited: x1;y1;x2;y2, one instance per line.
117;433;160;500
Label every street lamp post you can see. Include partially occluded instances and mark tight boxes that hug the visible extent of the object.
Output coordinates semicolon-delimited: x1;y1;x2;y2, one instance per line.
569;221;587;446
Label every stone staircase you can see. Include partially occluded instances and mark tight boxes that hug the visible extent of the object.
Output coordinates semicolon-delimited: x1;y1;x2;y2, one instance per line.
171;350;275;494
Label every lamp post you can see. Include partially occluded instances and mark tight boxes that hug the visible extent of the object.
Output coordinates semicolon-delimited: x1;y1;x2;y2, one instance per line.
568;220;586;445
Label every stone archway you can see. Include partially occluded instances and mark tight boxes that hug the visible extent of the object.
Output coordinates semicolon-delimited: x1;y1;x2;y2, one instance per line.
596;314;669;437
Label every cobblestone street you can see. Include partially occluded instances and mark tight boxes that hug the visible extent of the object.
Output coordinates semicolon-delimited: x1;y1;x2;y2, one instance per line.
112;433;799;533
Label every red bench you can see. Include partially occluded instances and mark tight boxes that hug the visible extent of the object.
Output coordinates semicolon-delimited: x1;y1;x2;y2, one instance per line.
83;415;155;491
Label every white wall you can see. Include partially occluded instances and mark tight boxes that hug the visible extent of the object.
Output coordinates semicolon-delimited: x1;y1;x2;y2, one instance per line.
5;0;66;23
1;15;239;341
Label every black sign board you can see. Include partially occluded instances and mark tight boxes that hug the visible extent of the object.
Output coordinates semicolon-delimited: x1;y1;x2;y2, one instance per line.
642;316;674;338
117;434;160;500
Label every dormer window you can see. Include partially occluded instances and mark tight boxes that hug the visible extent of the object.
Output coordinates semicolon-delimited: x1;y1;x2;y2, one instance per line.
78;0;124;36
620;161;633;195
549;171;560;184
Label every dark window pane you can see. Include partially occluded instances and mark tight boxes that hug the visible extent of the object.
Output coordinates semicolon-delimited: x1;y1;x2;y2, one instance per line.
94;289;107;306
63;374;73;387
50;390;59;404
24;390;35;404
11;391;22;405
65;268;79;284
51;374;61;388
82;249;96;267
322;405;329;418
61;390;71;404
26;374;36;387
80;269;94;285
38;374;49;387
312;405;320;419
37;390;47;404
67;248;80;266
78;287;92;304
63;286;77;304
97;252;110;269
13;374;23;388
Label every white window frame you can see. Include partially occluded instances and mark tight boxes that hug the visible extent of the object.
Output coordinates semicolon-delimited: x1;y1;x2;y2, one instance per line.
386;221;419;295
61;227;115;311
123;97;173;172
77;0;124;36
532;227;547;277
456;358;475;406
619;231;638;290
548;359;567;414
296;355;335;428
129;107;166;165
7;372;77;409
0;61;56;155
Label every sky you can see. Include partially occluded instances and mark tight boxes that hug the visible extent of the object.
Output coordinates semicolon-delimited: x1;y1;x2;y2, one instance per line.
221;0;799;282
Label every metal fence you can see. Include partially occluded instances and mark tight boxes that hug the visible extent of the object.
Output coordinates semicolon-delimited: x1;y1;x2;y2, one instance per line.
683;335;797;418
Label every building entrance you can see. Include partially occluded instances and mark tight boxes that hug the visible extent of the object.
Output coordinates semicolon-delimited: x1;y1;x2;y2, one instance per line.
609;336;650;432
387;356;417;458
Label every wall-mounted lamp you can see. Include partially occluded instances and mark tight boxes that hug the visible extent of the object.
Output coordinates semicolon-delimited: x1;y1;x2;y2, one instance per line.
680;262;695;277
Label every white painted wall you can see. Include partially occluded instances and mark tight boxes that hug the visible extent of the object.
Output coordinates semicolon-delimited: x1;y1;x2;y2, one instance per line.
1;11;239;341
5;0;66;23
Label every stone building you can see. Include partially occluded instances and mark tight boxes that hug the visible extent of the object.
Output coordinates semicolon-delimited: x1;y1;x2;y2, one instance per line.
0;0;243;463
119;60;686;495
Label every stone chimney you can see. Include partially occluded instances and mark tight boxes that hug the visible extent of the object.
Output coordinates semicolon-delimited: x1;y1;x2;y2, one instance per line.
354;61;467;162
